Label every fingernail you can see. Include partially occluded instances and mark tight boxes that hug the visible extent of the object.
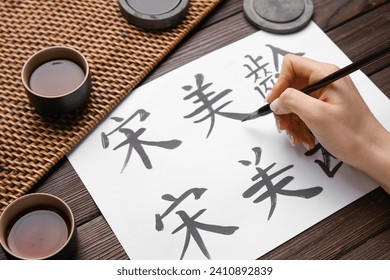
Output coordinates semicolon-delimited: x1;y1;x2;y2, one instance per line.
270;98;279;113
303;142;310;150
275;118;282;133
287;133;295;147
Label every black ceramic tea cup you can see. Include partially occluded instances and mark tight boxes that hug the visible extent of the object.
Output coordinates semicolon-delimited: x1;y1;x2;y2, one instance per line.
21;46;91;114
0;193;77;260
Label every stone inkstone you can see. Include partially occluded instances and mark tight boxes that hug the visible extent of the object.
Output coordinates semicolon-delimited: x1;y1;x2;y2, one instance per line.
243;0;314;34
119;0;189;30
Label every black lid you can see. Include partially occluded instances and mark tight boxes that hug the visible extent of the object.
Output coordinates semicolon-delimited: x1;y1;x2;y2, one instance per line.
119;0;189;30
243;0;314;34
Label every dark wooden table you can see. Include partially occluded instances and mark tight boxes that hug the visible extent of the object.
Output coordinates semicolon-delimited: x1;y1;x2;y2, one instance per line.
1;0;389;260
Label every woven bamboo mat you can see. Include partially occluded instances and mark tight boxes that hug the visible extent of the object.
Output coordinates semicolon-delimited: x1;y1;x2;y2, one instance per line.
0;0;222;214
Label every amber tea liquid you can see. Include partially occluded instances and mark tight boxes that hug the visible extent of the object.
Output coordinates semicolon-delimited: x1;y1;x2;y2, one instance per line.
6;208;69;259
29;59;85;97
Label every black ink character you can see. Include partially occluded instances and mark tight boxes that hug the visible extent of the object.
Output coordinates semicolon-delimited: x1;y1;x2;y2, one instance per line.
101;109;182;173
182;73;248;138
239;147;323;220
101;109;150;149
155;188;207;231
243;45;304;99
304;143;343;178
155;188;239;260
243;54;272;99
266;44;305;73
172;209;239;260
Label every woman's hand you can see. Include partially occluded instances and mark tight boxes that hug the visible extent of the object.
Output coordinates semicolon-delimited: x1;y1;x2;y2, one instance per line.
266;54;390;193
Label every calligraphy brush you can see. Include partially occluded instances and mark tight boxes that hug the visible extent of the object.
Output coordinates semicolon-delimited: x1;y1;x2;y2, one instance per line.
242;45;390;122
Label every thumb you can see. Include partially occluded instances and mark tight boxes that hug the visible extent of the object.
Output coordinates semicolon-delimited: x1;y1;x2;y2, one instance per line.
270;88;322;117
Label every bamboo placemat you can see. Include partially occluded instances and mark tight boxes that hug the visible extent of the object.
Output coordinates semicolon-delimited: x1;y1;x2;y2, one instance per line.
0;0;222;214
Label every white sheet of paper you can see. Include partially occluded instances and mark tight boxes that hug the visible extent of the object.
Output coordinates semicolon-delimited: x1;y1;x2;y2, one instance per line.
68;22;389;260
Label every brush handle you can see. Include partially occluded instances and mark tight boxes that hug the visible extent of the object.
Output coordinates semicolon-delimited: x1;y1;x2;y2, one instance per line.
243;45;390;121
301;45;390;94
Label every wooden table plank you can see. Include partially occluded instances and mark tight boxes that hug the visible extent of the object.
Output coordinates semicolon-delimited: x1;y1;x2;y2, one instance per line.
261;188;390;259
340;228;390;259
313;0;388;32
370;67;390;99
73;216;129;260
327;3;390;74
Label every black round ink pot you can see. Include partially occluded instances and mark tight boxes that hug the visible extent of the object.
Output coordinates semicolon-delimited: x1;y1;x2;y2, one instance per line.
243;0;314;34
119;0;189;30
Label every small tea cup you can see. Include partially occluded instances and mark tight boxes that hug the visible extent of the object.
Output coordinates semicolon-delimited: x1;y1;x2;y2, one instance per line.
21;46;91;114
0;193;77;260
